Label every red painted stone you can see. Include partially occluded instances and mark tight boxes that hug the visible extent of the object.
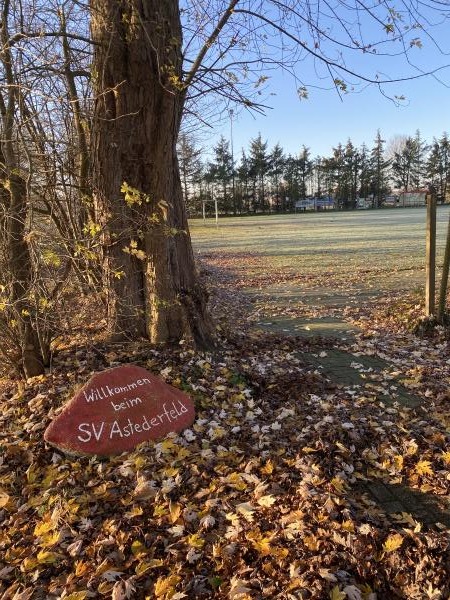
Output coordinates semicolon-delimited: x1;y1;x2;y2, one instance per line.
44;365;195;456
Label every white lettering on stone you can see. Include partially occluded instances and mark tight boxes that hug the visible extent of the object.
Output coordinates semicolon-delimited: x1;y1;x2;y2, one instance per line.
110;396;143;411
83;377;152;403
103;402;188;441
77;422;105;443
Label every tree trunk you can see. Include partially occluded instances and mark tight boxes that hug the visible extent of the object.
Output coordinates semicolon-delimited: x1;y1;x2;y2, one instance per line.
5;171;46;378
90;0;214;347
1;0;46;377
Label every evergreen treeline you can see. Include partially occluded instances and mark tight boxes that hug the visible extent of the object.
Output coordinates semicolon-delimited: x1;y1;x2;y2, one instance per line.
178;130;450;216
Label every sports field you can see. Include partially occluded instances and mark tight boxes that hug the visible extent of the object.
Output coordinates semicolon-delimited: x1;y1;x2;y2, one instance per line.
191;206;450;331
191;206;450;297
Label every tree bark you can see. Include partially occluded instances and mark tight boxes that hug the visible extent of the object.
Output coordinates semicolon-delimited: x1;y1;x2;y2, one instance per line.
90;0;214;347
1;0;46;377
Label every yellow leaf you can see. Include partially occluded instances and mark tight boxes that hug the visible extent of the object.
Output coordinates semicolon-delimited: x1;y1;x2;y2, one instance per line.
34;520;54;536
125;506;144;519
226;472;247;491
0;488;10;508
303;535;319;551
331;477;346;494
257;495;276;508
169;501;182;523
131;540;147;556
75;561;90;577
162;466;180;478
37;550;61;564
236;502;255;522
135;559;164;576
272;546;289;559
153;504;167;518
176;447;191;461
341;520;355;533
261;459;274;475
64;593;89;600
442;451;450;465
187;533;205;549
92;483;109;497
405;441;418;456
21;557;39;572
160;439;178;454
250;536;272;555
383;533;403;553
39;531;61;547
41;466;63;488
97;581;114;595
393;455;404;471
133;249;146;261
134;456;147;470
329;586;346;600
154;574;181;598
415;460;433;476
26;464;39;484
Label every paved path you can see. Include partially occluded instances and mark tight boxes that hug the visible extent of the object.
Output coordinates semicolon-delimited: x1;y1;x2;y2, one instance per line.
253;315;450;528
303;347;422;408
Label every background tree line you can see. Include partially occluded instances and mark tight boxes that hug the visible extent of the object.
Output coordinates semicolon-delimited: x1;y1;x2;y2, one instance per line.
179;129;450;215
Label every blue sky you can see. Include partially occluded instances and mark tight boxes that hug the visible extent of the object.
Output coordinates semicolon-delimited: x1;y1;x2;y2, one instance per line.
214;71;450;158
204;3;450;159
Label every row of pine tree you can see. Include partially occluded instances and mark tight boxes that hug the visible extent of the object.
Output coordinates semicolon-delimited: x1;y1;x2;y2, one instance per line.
178;130;450;215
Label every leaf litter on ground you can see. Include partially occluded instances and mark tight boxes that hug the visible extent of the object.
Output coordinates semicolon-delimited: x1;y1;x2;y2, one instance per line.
1;255;450;599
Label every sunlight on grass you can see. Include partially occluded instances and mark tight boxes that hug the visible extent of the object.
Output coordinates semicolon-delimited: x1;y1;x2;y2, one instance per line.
191;207;450;297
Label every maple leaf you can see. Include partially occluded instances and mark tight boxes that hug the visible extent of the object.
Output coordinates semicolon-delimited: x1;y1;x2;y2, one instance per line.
260;459;274;475
38;530;61;548
34;520;54;536
329;586;346;600
343;586;363;600
186;548;202;563
393;455;404;471
112;578;136;600
125;506;144;519
154;575;181;598
257;495;276;507
383;533;404;553
441;451;450;465
236;502;256;521
415;460;433;476
135;559;164;576
248;530;273;555
229;576;252;599
36;550;61;565
133;477;157;500
168;524;185;537
130;540;147;557
200;514;216;529
65;539;83;558
186;532;205;549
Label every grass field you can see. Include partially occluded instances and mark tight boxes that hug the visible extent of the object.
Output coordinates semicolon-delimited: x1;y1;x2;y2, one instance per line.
191;206;450;302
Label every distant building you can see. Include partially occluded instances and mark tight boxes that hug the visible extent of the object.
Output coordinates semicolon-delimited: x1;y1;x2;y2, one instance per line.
384;190;427;207
356;197;372;209
295;197;335;211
